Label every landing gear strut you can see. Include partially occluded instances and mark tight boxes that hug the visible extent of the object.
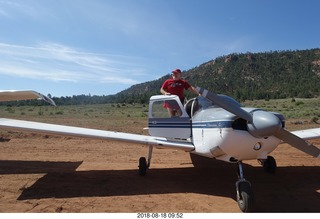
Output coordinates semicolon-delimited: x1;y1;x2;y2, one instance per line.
139;145;153;176
235;161;255;212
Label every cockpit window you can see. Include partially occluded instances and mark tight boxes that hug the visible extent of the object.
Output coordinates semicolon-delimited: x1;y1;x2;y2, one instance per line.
184;96;217;117
184;95;242;117
197;96;216;110
151;99;182;118
152;101;170;118
197;95;241;110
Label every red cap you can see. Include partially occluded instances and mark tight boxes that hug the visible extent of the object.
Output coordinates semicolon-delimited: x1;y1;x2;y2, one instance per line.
172;69;181;74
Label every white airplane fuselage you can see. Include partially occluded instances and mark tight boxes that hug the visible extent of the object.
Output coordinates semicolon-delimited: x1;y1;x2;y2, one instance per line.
148;95;283;163
191;106;283;162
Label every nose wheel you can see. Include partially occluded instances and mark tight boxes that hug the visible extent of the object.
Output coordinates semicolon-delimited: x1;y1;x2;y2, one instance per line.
235;162;255;212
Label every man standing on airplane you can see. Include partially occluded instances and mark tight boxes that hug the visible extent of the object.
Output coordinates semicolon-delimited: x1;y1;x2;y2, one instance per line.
160;68;200;116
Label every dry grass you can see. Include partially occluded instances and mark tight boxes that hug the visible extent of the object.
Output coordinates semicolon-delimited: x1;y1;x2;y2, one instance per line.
0;103;149;137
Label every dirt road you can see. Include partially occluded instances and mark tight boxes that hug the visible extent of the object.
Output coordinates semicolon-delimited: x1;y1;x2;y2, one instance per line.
0;134;319;213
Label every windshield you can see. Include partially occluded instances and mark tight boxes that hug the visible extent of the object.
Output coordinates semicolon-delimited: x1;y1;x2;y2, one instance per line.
197;96;217;110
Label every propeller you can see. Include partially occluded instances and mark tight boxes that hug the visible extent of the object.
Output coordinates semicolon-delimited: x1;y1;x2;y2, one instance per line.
196;87;320;158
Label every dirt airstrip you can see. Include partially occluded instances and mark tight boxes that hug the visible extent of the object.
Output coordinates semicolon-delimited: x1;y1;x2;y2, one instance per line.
0;132;319;213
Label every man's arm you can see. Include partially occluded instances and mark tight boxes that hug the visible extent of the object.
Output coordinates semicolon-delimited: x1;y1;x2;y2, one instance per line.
188;86;201;96
160;87;170;95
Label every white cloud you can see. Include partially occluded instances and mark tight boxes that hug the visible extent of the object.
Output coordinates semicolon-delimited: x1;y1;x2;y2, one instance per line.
100;76;138;85
0;42;144;84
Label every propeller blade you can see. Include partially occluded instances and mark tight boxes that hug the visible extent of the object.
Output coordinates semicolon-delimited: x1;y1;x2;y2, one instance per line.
274;129;320;158
196;87;253;123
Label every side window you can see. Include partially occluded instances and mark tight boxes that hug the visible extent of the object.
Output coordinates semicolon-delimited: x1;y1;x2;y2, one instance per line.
151;100;181;118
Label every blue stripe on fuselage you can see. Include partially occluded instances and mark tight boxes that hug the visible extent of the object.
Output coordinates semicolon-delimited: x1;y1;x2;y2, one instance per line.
192;121;233;129
148;122;190;129
148;121;233;129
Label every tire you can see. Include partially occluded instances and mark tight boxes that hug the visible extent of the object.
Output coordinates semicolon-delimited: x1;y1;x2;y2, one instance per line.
263;156;277;173
139;157;147;176
237;181;255;212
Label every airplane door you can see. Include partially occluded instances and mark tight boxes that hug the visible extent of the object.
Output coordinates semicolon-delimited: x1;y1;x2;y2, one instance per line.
148;95;191;139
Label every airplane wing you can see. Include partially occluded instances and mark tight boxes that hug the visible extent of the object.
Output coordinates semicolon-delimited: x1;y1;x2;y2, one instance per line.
0;118;195;152
0;90;56;106
290;128;320;141
0;90;193;151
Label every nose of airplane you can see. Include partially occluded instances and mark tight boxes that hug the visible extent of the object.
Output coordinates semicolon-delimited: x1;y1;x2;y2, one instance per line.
247;111;282;138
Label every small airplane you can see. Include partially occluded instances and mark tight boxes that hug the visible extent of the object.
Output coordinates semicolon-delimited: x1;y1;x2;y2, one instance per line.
0;88;319;212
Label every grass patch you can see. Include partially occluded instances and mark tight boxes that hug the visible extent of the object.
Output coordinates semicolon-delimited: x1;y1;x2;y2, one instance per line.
0;103;149;134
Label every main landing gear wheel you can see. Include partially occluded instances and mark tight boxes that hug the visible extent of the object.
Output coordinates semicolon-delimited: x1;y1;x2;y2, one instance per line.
138;145;153;176
260;156;277;173
139;157;148;176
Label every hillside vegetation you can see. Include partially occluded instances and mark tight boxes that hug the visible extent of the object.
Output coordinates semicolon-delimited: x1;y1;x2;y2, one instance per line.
115;48;320;103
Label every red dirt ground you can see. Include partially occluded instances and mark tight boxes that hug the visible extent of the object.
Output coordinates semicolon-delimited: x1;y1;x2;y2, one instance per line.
0;134;319;213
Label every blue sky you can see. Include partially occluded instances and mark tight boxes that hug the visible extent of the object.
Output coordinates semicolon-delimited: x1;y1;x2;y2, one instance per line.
0;0;319;97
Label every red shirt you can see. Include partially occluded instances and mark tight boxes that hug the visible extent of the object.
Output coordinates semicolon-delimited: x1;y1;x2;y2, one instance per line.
161;79;191;103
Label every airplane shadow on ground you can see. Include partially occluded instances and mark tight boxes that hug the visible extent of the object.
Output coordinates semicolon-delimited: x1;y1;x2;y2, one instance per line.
0;158;319;212
0;160;83;174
